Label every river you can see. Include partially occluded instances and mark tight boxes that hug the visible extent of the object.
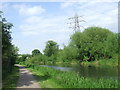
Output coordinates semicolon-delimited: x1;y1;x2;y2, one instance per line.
40;64;118;80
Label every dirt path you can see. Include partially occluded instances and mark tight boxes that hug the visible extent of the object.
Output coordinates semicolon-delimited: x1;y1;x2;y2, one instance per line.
15;64;41;89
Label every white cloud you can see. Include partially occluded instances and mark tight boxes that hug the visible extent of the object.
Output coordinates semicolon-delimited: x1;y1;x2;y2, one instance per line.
60;0;102;9
62;2;118;33
61;0;119;8
17;14;72;53
0;3;2;11
0;2;10;11
61;2;76;8
13;4;45;16
19;15;70;36
1;0;120;2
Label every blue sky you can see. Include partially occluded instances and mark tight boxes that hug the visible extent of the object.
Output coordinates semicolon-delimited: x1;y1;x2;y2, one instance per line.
1;1;118;54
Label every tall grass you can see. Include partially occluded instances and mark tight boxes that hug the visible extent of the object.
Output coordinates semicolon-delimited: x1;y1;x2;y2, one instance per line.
81;55;118;67
2;66;19;90
28;65;118;88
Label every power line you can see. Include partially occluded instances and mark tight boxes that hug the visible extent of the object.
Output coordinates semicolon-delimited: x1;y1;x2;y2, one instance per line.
67;13;86;32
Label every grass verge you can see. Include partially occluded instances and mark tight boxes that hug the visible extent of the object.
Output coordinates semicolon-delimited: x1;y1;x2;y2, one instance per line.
27;65;118;88
28;67;62;88
2;66;19;90
81;58;118;67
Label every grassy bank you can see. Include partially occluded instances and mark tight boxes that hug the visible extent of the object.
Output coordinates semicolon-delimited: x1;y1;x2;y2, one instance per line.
2;66;19;90
81;57;118;67
27;65;118;88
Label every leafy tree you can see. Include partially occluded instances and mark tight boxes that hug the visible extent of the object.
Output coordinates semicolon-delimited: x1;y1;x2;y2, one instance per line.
103;33;118;57
25;54;47;65
69;31;89;61
57;46;79;62
17;54;32;64
44;40;59;57
83;27;115;59
1;11;18;79
32;49;41;56
70;27;117;61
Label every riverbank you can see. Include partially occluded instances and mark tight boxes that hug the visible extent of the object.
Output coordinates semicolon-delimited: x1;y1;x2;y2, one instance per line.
2;66;19;90
81;57;118;67
24;55;118;67
26;65;118;88
36;58;118;68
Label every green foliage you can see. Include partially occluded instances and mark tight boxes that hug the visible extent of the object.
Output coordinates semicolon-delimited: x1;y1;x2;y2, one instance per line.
44;40;59;57
81;54;118;67
2;66;19;89
32;49;41;56
16;54;32;64
104;33;118;56
70;31;89;61
28;65;118;88
98;54;118;67
25;27;118;66
25;54;47;65
57;46;79;62
70;27;118;61
1;11;19;79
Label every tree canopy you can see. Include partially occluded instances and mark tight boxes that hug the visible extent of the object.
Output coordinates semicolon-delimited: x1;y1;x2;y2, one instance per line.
32;49;41;56
1;11;18;79
44;40;59;57
70;27;118;61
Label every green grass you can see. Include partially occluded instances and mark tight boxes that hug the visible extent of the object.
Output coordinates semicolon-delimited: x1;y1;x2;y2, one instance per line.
2;66;19;90
28;67;62;88
27;65;118;88
81;57;118;67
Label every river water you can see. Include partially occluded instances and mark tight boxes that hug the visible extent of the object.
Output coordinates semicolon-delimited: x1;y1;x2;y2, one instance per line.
40;64;118;79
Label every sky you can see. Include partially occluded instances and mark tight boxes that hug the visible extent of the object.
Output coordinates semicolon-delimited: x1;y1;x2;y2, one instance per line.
1;1;118;54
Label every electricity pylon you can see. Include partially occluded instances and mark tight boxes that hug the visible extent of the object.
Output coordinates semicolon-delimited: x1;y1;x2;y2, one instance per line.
68;13;85;32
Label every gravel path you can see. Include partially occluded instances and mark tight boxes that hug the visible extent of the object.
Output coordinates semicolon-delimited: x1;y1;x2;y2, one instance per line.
15;64;41;89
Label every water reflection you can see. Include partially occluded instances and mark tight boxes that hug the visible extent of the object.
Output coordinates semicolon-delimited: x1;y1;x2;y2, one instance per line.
40;65;73;71
74;65;118;79
40;64;118;79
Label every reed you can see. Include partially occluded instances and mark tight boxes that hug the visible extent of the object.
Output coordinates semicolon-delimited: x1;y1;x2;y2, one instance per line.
28;65;118;88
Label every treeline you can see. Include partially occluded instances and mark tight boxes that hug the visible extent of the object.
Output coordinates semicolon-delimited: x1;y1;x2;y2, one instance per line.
1;11;18;79
18;27;118;66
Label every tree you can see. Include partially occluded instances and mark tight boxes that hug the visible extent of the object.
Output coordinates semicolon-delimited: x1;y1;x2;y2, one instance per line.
69;31;89;61
69;27;117;61
83;27;114;59
32;49;41;56
57;46;79;62
16;54;32;64
1;11;18;79
103;33;118;57
44;40;59;57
